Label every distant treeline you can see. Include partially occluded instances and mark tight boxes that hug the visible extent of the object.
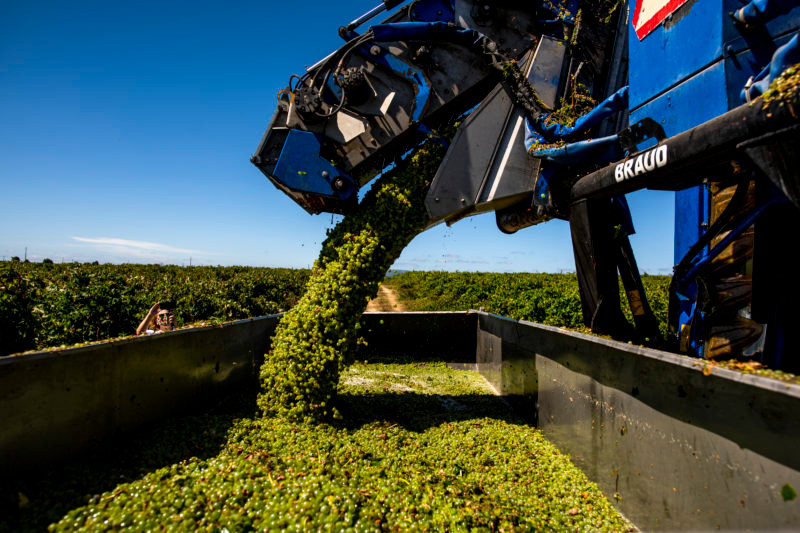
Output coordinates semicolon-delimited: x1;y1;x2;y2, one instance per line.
0;262;310;355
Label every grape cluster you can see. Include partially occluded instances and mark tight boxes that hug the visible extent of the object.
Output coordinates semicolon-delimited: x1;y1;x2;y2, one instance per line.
257;135;450;420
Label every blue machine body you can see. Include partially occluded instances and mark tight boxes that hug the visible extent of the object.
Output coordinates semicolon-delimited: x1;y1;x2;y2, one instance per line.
626;0;800;356
628;0;800;251
272;130;357;200
255;0;800;364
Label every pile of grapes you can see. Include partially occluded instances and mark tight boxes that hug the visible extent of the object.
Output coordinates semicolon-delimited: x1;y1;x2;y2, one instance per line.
45;361;629;531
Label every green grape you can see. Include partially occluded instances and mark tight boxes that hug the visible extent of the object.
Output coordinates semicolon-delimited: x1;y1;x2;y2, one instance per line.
43;362;630;532
257;133;452;421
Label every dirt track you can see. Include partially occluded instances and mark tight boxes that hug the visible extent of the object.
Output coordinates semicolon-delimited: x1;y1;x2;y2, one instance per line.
366;284;407;312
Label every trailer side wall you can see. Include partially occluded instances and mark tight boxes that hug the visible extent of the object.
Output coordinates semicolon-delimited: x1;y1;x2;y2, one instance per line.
475;312;800;530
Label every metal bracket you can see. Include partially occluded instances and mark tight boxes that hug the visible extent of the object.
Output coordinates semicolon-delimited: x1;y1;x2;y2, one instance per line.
617;118;667;153
738;122;800;208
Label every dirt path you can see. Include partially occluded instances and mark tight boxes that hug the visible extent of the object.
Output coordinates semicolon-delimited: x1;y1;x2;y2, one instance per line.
366;284;407;312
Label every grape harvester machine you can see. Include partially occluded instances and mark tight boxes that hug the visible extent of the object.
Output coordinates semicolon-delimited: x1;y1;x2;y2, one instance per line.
252;0;800;370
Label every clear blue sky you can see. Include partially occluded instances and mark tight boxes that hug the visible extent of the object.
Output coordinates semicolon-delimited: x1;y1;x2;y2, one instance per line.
0;0;675;274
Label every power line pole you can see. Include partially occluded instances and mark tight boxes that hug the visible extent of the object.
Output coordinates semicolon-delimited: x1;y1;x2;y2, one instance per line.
24;247;27;261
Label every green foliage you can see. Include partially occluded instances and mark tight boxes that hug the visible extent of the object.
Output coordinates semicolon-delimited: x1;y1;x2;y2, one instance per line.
0;263;41;355
46;362;629;532
638;273;672;339
385;271;672;339
781;483;798;502
0;263;309;355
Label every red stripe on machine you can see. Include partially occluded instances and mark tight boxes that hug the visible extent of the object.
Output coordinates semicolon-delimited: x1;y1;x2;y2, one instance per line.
632;0;690;40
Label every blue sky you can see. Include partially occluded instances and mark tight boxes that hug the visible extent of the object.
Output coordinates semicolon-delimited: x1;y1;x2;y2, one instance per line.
0;0;675;274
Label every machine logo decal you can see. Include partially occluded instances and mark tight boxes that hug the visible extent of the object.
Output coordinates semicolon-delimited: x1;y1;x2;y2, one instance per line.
632;0;690;40
615;145;668;182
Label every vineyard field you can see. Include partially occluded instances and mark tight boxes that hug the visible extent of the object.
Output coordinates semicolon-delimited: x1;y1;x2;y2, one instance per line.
385;271;671;342
1;263;673;357
0;262;309;356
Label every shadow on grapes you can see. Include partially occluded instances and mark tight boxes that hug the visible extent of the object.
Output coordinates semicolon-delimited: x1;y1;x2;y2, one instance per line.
336;390;527;434
1;388;259;533
357;353;475;364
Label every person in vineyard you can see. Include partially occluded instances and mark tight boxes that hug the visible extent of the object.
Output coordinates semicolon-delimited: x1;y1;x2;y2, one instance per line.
136;301;176;335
